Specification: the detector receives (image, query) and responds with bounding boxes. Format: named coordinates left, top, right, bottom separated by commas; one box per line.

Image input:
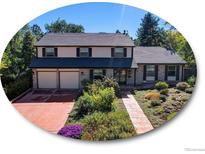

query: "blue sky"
left=29, top=2, right=168, bottom=38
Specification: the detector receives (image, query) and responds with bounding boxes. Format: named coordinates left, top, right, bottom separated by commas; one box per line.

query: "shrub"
left=97, top=87, right=116, bottom=112
left=185, top=87, right=194, bottom=94
left=81, top=77, right=120, bottom=97
left=160, top=94, right=167, bottom=102
left=80, top=112, right=136, bottom=141
left=57, top=124, right=83, bottom=139
left=103, top=77, right=120, bottom=96
left=4, top=71, right=32, bottom=100
left=176, top=82, right=189, bottom=91
left=166, top=112, right=177, bottom=121
left=145, top=92, right=160, bottom=100
left=87, top=80, right=104, bottom=95
left=81, top=79, right=92, bottom=92
left=155, top=81, right=169, bottom=90
left=187, top=75, right=196, bottom=87
left=151, top=100, right=161, bottom=107
left=153, top=107, right=164, bottom=115
left=70, top=88, right=116, bottom=120
left=160, top=89, right=169, bottom=96
left=69, top=92, right=95, bottom=120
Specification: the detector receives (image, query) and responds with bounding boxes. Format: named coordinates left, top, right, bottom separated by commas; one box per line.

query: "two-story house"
left=29, top=33, right=186, bottom=89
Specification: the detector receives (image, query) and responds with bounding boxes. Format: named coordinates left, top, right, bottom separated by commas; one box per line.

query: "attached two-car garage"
left=37, top=70, right=79, bottom=89
left=59, top=71, right=79, bottom=89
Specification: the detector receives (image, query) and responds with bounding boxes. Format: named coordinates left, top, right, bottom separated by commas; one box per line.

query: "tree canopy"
left=0, top=24, right=41, bottom=84
left=45, top=19, right=84, bottom=33
left=136, top=13, right=166, bottom=46
left=165, top=30, right=195, bottom=65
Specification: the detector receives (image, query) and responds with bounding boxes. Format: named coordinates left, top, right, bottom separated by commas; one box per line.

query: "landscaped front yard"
left=58, top=78, right=136, bottom=141
left=134, top=82, right=193, bottom=128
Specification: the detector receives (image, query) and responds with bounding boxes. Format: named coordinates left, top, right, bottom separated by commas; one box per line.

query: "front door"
left=114, top=69, right=127, bottom=85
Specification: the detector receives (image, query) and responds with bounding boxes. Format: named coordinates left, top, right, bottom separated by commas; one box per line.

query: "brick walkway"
left=122, top=91, right=154, bottom=134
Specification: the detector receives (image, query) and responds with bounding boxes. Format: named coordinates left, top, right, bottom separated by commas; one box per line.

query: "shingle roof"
left=29, top=58, right=138, bottom=68
left=133, top=47, right=186, bottom=64
left=35, top=33, right=135, bottom=46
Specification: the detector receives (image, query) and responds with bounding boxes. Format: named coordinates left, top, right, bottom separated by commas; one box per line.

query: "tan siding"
left=37, top=47, right=132, bottom=58
left=37, top=47, right=43, bottom=57
left=92, top=47, right=111, bottom=57
left=158, top=65, right=165, bottom=81
left=126, top=47, right=132, bottom=57
left=136, top=65, right=144, bottom=84
left=32, top=69, right=37, bottom=88
left=127, top=69, right=135, bottom=85
left=79, top=69, right=90, bottom=88
left=58, top=47, right=76, bottom=57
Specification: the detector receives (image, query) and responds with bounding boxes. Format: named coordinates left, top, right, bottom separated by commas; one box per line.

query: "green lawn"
left=134, top=88, right=191, bottom=128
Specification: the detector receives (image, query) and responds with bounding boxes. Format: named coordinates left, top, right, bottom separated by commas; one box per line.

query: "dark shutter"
left=111, top=48, right=114, bottom=57
left=54, top=48, right=58, bottom=57
left=89, top=48, right=92, bottom=57
left=90, top=70, right=93, bottom=80
left=103, top=70, right=106, bottom=76
left=165, top=65, right=168, bottom=80
left=181, top=65, right=184, bottom=81
left=176, top=65, right=180, bottom=81
left=123, top=48, right=127, bottom=57
left=155, top=65, right=158, bottom=80
left=42, top=48, right=46, bottom=57
left=76, top=48, right=80, bottom=57
left=143, top=65, right=147, bottom=81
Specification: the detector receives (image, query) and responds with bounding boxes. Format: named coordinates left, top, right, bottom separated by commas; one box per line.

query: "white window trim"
left=80, top=48, right=89, bottom=57
left=45, top=48, right=55, bottom=57
left=114, top=48, right=124, bottom=57
left=146, top=65, right=155, bottom=81
left=167, top=65, right=177, bottom=81
left=93, top=69, right=104, bottom=80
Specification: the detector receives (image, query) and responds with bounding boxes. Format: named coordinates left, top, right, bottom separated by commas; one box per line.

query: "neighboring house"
left=29, top=33, right=186, bottom=89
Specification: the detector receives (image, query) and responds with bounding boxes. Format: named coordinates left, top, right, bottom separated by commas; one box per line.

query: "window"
left=167, top=65, right=176, bottom=81
left=146, top=65, right=155, bottom=81
left=80, top=48, right=89, bottom=57
left=114, top=69, right=127, bottom=85
left=114, top=48, right=124, bottom=57
left=93, top=69, right=104, bottom=80
left=45, top=48, right=55, bottom=57
left=167, top=65, right=176, bottom=76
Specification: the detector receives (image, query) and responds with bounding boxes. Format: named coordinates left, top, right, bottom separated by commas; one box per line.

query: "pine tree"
left=136, top=13, right=165, bottom=46
left=21, top=31, right=35, bottom=71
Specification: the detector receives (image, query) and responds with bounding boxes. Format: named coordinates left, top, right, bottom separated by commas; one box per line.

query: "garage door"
left=60, top=72, right=79, bottom=89
left=38, top=72, right=57, bottom=88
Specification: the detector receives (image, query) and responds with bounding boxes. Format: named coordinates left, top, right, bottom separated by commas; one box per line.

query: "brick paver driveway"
left=13, top=89, right=79, bottom=133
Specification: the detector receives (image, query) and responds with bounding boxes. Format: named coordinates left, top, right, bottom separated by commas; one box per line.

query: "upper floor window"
left=112, top=48, right=127, bottom=57
left=42, top=47, right=57, bottom=57
left=80, top=48, right=89, bottom=57
left=77, top=47, right=92, bottom=57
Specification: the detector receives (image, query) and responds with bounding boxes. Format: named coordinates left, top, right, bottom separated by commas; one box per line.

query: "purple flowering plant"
left=57, top=124, right=83, bottom=139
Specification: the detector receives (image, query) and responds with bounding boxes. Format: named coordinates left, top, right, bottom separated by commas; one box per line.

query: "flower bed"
left=134, top=87, right=192, bottom=128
